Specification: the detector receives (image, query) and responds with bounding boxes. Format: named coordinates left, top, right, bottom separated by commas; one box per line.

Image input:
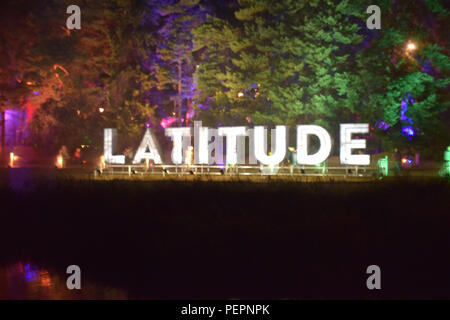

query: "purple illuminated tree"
left=152, top=0, right=208, bottom=127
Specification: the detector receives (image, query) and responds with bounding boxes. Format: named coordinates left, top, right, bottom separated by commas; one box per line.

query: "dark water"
left=1, top=168, right=450, bottom=299
left=0, top=262, right=127, bottom=299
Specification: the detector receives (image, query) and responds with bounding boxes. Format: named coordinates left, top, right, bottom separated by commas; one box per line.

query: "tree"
left=357, top=0, right=450, bottom=158
left=0, top=0, right=80, bottom=158
left=153, top=0, right=208, bottom=126
left=194, top=0, right=450, bottom=158
left=194, top=0, right=367, bottom=139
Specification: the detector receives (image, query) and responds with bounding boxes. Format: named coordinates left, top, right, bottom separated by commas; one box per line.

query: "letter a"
left=366, top=265, right=381, bottom=290
left=66, top=5, right=81, bottom=30
left=133, top=128, right=163, bottom=164
left=366, top=5, right=381, bottom=30
left=66, top=265, right=81, bottom=290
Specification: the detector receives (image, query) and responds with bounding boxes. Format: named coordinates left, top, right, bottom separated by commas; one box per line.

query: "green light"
left=315, top=161, right=327, bottom=174
left=377, top=156, right=389, bottom=177
left=442, top=146, right=450, bottom=177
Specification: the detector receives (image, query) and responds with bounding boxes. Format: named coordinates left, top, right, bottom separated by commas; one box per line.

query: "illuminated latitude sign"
left=104, top=122, right=371, bottom=166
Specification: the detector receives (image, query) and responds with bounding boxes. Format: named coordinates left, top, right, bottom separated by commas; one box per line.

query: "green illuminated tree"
left=357, top=0, right=450, bottom=157
left=194, top=0, right=367, bottom=138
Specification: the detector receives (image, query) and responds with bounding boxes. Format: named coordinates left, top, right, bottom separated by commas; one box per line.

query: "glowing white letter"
left=104, top=128, right=125, bottom=164
left=218, top=127, right=247, bottom=165
left=297, top=125, right=332, bottom=165
left=165, top=128, right=192, bottom=164
left=340, top=124, right=370, bottom=165
left=254, top=126, right=287, bottom=165
left=208, top=129, right=224, bottom=165
left=133, top=128, right=162, bottom=164
left=194, top=121, right=209, bottom=164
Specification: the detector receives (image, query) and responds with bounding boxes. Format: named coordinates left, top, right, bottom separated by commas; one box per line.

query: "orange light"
left=401, top=158, right=407, bottom=164
left=406, top=42, right=417, bottom=52
left=185, top=146, right=194, bottom=166
left=40, top=271, right=52, bottom=287
left=100, top=155, right=106, bottom=170
left=57, top=155, right=64, bottom=168
left=238, top=92, right=244, bottom=98
left=98, top=107, right=105, bottom=113
left=26, top=81, right=33, bottom=85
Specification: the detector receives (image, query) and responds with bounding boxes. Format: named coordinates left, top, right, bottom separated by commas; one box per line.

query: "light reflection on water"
left=0, top=262, right=128, bottom=300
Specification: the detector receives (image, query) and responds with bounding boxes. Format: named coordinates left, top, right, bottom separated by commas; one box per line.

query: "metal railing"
left=94, top=163, right=379, bottom=178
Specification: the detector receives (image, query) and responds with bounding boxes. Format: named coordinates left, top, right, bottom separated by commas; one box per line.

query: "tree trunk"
left=177, top=60, right=182, bottom=126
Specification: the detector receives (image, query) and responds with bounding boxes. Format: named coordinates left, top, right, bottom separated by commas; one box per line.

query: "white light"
left=407, top=42, right=416, bottom=51
left=165, top=127, right=192, bottom=164
left=208, top=129, right=224, bottom=165
left=104, top=128, right=125, bottom=164
left=238, top=92, right=244, bottom=98
left=236, top=134, right=247, bottom=164
left=194, top=121, right=209, bottom=164
left=247, top=129, right=257, bottom=164
left=133, top=128, right=163, bottom=164
left=340, top=124, right=370, bottom=165
left=254, top=126, right=287, bottom=165
left=296, top=125, right=332, bottom=165
left=218, top=126, right=247, bottom=165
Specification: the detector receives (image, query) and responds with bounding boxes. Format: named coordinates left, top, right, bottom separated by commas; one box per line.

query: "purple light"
left=377, top=121, right=390, bottom=130
left=402, top=126, right=415, bottom=137
left=33, top=91, right=39, bottom=96
left=400, top=97, right=414, bottom=124
left=24, top=263, right=39, bottom=282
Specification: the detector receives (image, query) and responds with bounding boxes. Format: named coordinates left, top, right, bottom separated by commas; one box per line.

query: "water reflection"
left=0, top=262, right=128, bottom=299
